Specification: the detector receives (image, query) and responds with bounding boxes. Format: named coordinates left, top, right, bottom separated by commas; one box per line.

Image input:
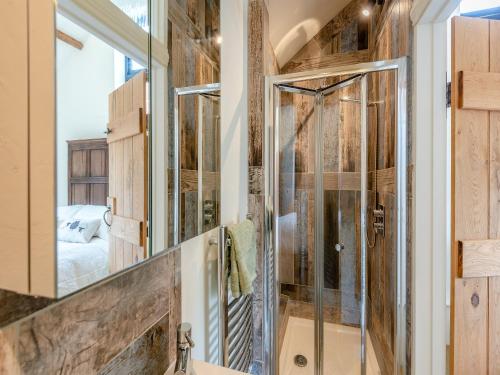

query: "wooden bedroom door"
left=450, top=16, right=500, bottom=374
left=107, top=71, right=148, bottom=273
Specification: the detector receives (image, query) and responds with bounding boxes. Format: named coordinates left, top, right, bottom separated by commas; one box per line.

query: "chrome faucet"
left=174, top=323, right=196, bottom=375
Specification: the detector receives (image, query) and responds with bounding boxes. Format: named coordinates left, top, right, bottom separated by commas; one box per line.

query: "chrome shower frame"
left=263, top=57, right=408, bottom=375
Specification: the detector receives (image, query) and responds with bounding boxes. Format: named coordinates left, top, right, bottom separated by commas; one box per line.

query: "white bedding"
left=57, top=205, right=110, bottom=296
left=57, top=237, right=109, bottom=296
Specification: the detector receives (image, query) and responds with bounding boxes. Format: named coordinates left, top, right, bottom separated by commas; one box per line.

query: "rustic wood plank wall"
left=0, top=248, right=181, bottom=375
left=247, top=0, right=280, bottom=367
left=366, top=1, right=412, bottom=374
left=281, top=0, right=369, bottom=74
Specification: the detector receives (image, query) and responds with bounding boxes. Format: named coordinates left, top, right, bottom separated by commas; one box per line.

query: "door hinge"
left=446, top=82, right=451, bottom=108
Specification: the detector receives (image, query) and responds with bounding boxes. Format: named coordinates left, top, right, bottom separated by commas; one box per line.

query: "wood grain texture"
left=0, top=247, right=180, bottom=374
left=98, top=314, right=171, bottom=375
left=489, top=277, right=500, bottom=374
left=56, top=30, right=83, bottom=50
left=489, top=21, right=500, bottom=373
left=281, top=0, right=365, bottom=72
left=0, top=0, right=30, bottom=294
left=110, top=215, right=143, bottom=247
left=107, top=72, right=148, bottom=272
left=107, top=108, right=145, bottom=143
left=459, top=71, right=500, bottom=111
left=451, top=16, right=494, bottom=375
left=68, top=139, right=109, bottom=206
left=454, top=278, right=488, bottom=375
left=28, top=0, right=57, bottom=297
left=452, top=17, right=490, bottom=242
left=248, top=0, right=265, bottom=167
left=281, top=50, right=370, bottom=74
left=490, top=21, right=500, bottom=239
left=458, top=240, right=500, bottom=278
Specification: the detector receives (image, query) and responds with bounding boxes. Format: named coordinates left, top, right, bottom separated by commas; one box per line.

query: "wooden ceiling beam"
left=56, top=29, right=83, bottom=50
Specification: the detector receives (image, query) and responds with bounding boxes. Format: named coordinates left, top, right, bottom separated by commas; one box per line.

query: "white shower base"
left=280, top=317, right=381, bottom=375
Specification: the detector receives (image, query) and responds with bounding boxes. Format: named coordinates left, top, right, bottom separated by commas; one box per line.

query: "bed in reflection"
left=57, top=138, right=110, bottom=296
left=57, top=205, right=110, bottom=295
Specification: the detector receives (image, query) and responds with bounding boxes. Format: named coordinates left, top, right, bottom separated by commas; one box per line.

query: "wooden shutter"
left=0, top=0, right=56, bottom=297
left=451, top=16, right=500, bottom=374
left=107, top=71, right=148, bottom=273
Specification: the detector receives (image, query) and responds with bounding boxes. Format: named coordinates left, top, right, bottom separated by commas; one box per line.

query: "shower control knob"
left=335, top=243, right=344, bottom=252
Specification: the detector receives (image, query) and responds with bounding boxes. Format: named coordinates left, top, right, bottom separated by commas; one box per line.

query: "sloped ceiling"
left=267, top=0, right=352, bottom=68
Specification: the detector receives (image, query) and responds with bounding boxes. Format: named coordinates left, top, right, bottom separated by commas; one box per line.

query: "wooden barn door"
left=107, top=71, right=148, bottom=273
left=451, top=16, right=500, bottom=374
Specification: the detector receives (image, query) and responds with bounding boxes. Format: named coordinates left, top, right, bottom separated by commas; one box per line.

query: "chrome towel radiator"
left=217, top=225, right=254, bottom=372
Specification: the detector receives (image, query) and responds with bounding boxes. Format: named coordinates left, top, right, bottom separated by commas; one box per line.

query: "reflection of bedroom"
left=55, top=12, right=143, bottom=296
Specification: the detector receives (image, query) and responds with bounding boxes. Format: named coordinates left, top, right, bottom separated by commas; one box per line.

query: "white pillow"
left=72, top=205, right=109, bottom=240
left=57, top=205, right=83, bottom=227
left=58, top=218, right=101, bottom=243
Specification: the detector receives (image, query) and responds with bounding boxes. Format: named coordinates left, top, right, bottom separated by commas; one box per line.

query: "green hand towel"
left=227, top=219, right=257, bottom=298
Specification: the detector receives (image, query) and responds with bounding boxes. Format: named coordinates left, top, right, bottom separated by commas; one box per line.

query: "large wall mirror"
left=53, top=0, right=220, bottom=297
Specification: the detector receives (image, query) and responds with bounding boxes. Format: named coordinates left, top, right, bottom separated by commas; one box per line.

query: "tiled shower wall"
left=0, top=248, right=181, bottom=374
left=368, top=1, right=413, bottom=373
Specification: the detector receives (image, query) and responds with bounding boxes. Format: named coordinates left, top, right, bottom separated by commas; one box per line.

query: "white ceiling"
left=267, top=0, right=351, bottom=68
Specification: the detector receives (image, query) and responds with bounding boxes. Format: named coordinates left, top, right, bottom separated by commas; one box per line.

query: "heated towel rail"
left=217, top=224, right=254, bottom=372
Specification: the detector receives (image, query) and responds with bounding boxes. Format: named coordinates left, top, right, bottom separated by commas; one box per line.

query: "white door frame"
left=410, top=0, right=460, bottom=373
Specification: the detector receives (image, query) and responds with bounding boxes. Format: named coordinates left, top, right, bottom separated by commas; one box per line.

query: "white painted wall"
left=181, top=228, right=220, bottom=363
left=410, top=0, right=460, bottom=373
left=56, top=17, right=116, bottom=206
left=180, top=0, right=249, bottom=365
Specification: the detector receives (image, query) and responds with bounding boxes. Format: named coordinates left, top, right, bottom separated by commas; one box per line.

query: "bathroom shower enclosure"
left=264, top=58, right=408, bottom=375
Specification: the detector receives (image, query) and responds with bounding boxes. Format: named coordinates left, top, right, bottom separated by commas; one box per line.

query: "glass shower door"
left=274, top=74, right=369, bottom=375
left=267, top=59, right=408, bottom=375
left=320, top=77, right=371, bottom=375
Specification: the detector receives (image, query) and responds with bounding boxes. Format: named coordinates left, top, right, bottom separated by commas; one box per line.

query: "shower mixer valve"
left=373, top=205, right=385, bottom=237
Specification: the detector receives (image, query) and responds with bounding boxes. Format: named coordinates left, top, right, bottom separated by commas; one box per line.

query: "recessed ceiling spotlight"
left=216, top=35, right=223, bottom=45
left=362, top=8, right=370, bottom=17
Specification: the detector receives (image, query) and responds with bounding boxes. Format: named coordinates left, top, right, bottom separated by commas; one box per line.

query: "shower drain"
left=294, top=354, right=308, bottom=367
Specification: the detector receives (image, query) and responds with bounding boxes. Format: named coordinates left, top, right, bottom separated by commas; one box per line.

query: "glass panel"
left=322, top=78, right=364, bottom=374
left=277, top=87, right=317, bottom=374
left=272, top=66, right=403, bottom=375
left=365, top=69, right=398, bottom=375
left=110, top=0, right=149, bottom=30
left=177, top=88, right=221, bottom=242
left=200, top=94, right=220, bottom=233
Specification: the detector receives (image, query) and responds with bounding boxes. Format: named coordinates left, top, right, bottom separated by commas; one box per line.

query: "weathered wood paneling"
left=450, top=16, right=500, bottom=375
left=0, top=248, right=181, bottom=375
left=281, top=0, right=367, bottom=74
